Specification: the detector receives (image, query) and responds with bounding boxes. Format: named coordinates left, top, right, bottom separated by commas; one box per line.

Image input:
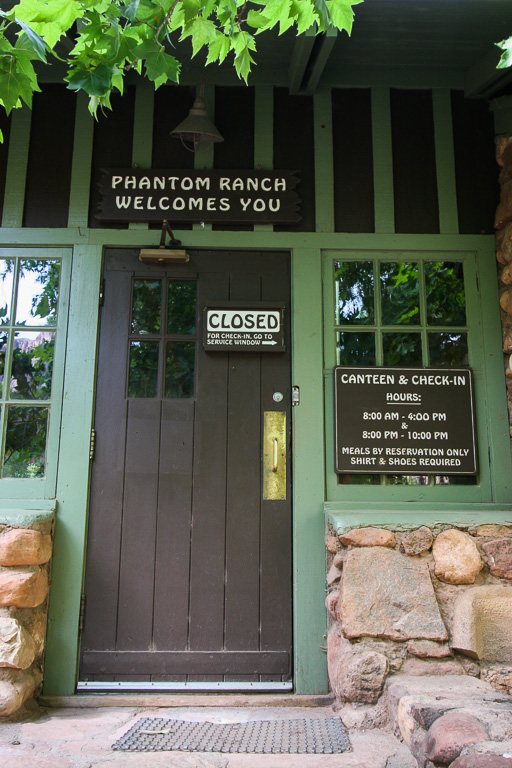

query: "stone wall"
left=326, top=524, right=512, bottom=714
left=0, top=515, right=54, bottom=717
left=495, top=135, right=512, bottom=435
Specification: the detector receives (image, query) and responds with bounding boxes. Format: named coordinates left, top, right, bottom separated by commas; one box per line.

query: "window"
left=128, top=279, right=196, bottom=399
left=0, top=249, right=70, bottom=489
left=323, top=248, right=510, bottom=504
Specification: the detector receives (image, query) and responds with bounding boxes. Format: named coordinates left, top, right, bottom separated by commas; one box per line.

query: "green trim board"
left=1, top=108, right=31, bottom=228
left=291, top=247, right=328, bottom=694
left=327, top=506, right=512, bottom=535
left=67, top=93, right=94, bottom=229
left=43, top=244, right=103, bottom=696
left=432, top=89, right=459, bottom=234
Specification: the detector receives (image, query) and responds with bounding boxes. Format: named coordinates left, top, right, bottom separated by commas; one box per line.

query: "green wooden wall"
left=0, top=80, right=509, bottom=697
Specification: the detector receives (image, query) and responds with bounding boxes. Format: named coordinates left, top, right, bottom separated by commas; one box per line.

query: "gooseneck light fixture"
left=170, top=82, right=224, bottom=152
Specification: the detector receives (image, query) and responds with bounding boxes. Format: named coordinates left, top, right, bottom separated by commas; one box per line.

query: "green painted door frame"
left=42, top=237, right=329, bottom=696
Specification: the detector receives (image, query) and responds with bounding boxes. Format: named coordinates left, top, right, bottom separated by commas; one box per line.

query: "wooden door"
left=79, top=249, right=292, bottom=688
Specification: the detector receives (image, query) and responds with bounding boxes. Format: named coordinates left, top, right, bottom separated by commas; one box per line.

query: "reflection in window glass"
left=131, top=280, right=161, bottom=335
left=168, top=281, right=196, bottom=335
left=383, top=332, right=422, bottom=366
left=387, top=475, right=430, bottom=486
left=3, top=406, right=47, bottom=478
left=425, top=262, right=466, bottom=326
left=335, top=261, right=374, bottom=325
left=336, top=332, right=375, bottom=366
left=380, top=262, right=419, bottom=325
left=0, top=260, right=14, bottom=325
left=0, top=331, right=7, bottom=392
left=16, top=260, right=60, bottom=327
left=128, top=341, right=159, bottom=398
left=428, top=332, right=468, bottom=367
left=338, top=473, right=379, bottom=485
left=165, top=342, right=195, bottom=398
left=11, top=331, right=55, bottom=400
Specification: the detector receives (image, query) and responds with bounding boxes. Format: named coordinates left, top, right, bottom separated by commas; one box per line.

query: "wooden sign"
left=203, top=303, right=285, bottom=352
left=96, top=169, right=301, bottom=223
left=334, top=367, right=477, bottom=475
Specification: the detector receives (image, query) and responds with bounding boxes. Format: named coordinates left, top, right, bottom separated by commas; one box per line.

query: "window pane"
left=11, top=331, right=55, bottom=400
left=0, top=259, right=14, bottom=325
left=128, top=341, right=159, bottom=397
left=425, top=261, right=466, bottom=326
left=336, top=332, right=376, bottom=366
left=3, top=405, right=47, bottom=478
left=335, top=261, right=374, bottom=325
left=131, top=280, right=161, bottom=334
left=165, top=342, right=195, bottom=398
left=380, top=262, right=419, bottom=325
left=428, top=332, right=468, bottom=367
left=16, top=260, right=60, bottom=327
left=383, top=332, right=422, bottom=366
left=168, top=281, right=196, bottom=335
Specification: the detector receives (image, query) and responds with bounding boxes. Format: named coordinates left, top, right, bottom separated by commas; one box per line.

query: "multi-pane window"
left=128, top=279, right=196, bottom=399
left=332, top=257, right=472, bottom=487
left=0, top=256, right=61, bottom=479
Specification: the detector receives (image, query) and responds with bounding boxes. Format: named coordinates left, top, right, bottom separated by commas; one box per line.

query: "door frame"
left=43, top=242, right=329, bottom=697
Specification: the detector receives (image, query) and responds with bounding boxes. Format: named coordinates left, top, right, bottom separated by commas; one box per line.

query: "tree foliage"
left=497, top=37, right=512, bottom=70
left=0, top=0, right=362, bottom=140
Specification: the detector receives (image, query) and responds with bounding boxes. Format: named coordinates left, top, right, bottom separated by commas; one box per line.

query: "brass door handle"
left=273, top=438, right=278, bottom=472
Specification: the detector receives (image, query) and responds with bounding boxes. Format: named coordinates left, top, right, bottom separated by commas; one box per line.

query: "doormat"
left=113, top=716, right=351, bottom=754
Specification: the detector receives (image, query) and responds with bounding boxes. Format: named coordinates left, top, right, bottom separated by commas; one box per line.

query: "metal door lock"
left=273, top=391, right=284, bottom=403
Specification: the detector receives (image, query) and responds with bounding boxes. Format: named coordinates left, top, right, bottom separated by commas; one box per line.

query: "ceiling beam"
left=288, top=28, right=316, bottom=94
left=465, top=47, right=512, bottom=99
left=302, top=27, right=338, bottom=95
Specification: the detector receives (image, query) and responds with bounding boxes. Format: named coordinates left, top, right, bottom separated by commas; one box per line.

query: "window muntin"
left=331, top=256, right=474, bottom=489
left=128, top=279, right=197, bottom=399
left=0, top=256, right=61, bottom=479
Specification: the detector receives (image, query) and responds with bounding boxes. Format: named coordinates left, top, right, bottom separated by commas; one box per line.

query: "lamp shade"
left=170, top=87, right=224, bottom=147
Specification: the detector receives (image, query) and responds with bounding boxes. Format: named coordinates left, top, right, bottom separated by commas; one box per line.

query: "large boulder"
left=433, top=529, right=483, bottom=585
left=339, top=547, right=447, bottom=641
left=424, top=712, right=489, bottom=765
left=0, top=617, right=36, bottom=669
left=452, top=586, right=512, bottom=662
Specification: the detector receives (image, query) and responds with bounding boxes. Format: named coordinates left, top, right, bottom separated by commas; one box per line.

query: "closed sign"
left=203, top=304, right=285, bottom=352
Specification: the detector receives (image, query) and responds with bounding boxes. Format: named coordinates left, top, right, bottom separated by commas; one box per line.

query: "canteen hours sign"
left=334, top=367, right=477, bottom=475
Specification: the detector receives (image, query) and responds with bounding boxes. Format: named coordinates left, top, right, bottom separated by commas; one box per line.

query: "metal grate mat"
left=113, top=716, right=351, bottom=754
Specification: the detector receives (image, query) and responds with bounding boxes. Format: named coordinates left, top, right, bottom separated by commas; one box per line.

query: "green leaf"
left=205, top=31, right=231, bottom=65
left=182, top=0, right=201, bottom=23
left=246, top=9, right=269, bottom=29
left=144, top=48, right=180, bottom=84
left=15, top=0, right=84, bottom=48
left=0, top=66, right=34, bottom=112
left=66, top=62, right=112, bottom=96
left=324, top=0, right=361, bottom=34
left=121, top=0, right=141, bottom=21
left=291, top=0, right=316, bottom=34
left=497, top=38, right=512, bottom=70
left=15, top=19, right=48, bottom=61
left=181, top=16, right=217, bottom=57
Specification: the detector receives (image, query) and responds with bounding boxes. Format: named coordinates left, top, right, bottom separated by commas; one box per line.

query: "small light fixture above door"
left=170, top=83, right=224, bottom=152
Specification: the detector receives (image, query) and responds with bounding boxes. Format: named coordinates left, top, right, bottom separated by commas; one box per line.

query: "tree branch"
left=155, top=0, right=180, bottom=42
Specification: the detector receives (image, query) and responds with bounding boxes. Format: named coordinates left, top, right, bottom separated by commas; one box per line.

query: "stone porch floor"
left=0, top=695, right=415, bottom=768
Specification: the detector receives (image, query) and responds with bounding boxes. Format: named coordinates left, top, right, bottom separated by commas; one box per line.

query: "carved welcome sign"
left=97, top=169, right=301, bottom=223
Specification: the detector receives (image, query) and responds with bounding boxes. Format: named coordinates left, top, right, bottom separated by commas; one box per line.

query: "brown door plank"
left=224, top=263, right=262, bottom=652
left=82, top=650, right=290, bottom=675
left=188, top=258, right=230, bottom=652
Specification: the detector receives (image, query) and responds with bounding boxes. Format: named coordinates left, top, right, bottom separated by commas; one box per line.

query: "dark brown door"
left=79, top=249, right=292, bottom=688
